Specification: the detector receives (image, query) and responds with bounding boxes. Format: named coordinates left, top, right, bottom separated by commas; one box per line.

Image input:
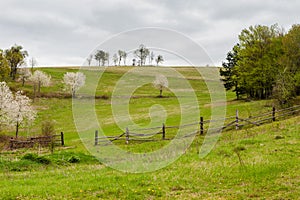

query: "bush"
left=67, top=155, right=80, bottom=163
left=22, top=153, right=38, bottom=161
left=41, top=120, right=56, bottom=136
left=22, top=153, right=51, bottom=165
left=36, top=156, right=51, bottom=165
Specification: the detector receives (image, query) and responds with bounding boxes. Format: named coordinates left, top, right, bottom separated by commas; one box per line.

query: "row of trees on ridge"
left=87, top=44, right=164, bottom=67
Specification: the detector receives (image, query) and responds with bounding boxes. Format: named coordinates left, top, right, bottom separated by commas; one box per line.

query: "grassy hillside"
left=0, top=115, right=299, bottom=199
left=1, top=67, right=299, bottom=199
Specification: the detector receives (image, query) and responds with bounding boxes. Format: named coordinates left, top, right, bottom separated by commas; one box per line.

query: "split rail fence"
left=9, top=132, right=65, bottom=150
left=94, top=105, right=300, bottom=146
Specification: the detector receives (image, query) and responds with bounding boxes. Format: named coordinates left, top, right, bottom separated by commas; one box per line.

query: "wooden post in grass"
left=236, top=109, right=239, bottom=130
left=162, top=123, right=166, bottom=140
left=272, top=106, right=276, bottom=122
left=60, top=132, right=64, bottom=146
left=95, top=130, right=98, bottom=146
left=200, top=117, right=204, bottom=135
left=126, top=127, right=129, bottom=144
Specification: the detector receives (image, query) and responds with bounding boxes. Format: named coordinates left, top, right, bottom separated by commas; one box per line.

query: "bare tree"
left=156, top=55, right=164, bottom=66
left=149, top=51, right=155, bottom=65
left=118, top=50, right=123, bottom=66
left=94, top=50, right=109, bottom=66
left=86, top=54, right=93, bottom=66
left=132, top=58, right=136, bottom=66
left=105, top=52, right=110, bottom=66
left=113, top=54, right=118, bottom=66
left=29, top=57, right=37, bottom=72
left=118, top=50, right=127, bottom=66
left=123, top=51, right=127, bottom=66
left=134, top=44, right=150, bottom=67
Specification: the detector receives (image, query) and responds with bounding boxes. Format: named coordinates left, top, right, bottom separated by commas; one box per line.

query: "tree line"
left=87, top=44, right=164, bottom=67
left=220, top=24, right=300, bottom=106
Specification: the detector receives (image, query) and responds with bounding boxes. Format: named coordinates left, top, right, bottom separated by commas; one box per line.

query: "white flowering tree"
left=153, top=74, right=169, bottom=97
left=0, top=82, right=36, bottom=137
left=63, top=72, right=86, bottom=97
left=18, top=68, right=32, bottom=86
left=29, top=70, right=51, bottom=96
left=0, top=82, right=13, bottom=129
left=10, top=91, right=36, bottom=137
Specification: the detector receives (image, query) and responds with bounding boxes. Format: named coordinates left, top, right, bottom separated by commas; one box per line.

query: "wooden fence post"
left=236, top=109, right=239, bottom=130
left=60, top=132, right=64, bottom=146
left=162, top=123, right=166, bottom=140
left=200, top=117, right=204, bottom=135
left=126, top=127, right=129, bottom=144
left=272, top=107, right=276, bottom=122
left=95, top=130, right=98, bottom=146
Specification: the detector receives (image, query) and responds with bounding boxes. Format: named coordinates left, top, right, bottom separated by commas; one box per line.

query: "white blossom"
left=63, top=72, right=86, bottom=97
left=153, top=74, right=169, bottom=97
left=29, top=70, right=51, bottom=95
left=0, top=82, right=36, bottom=136
left=0, top=82, right=13, bottom=127
left=10, top=91, right=37, bottom=137
left=18, top=68, right=32, bottom=86
left=29, top=70, right=51, bottom=86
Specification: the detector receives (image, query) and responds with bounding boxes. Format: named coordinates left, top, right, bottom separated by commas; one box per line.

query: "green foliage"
left=41, top=120, right=56, bottom=136
left=67, top=155, right=80, bottom=163
left=282, top=24, right=300, bottom=74
left=273, top=71, right=295, bottom=107
left=237, top=24, right=283, bottom=99
left=22, top=153, right=38, bottom=161
left=282, top=24, right=300, bottom=96
left=4, top=44, right=28, bottom=80
left=295, top=72, right=300, bottom=94
left=220, top=44, right=245, bottom=99
left=22, top=153, right=51, bottom=165
left=35, top=156, right=51, bottom=165
left=0, top=116, right=299, bottom=199
left=0, top=66, right=299, bottom=199
left=221, top=23, right=300, bottom=104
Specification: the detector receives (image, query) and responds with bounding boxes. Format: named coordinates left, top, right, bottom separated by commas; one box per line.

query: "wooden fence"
left=9, top=132, right=64, bottom=150
left=94, top=105, right=300, bottom=146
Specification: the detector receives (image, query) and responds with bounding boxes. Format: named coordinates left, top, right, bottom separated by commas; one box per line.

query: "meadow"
left=0, top=67, right=299, bottom=199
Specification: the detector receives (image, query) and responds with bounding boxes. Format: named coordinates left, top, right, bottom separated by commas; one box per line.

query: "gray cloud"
left=0, top=0, right=299, bottom=66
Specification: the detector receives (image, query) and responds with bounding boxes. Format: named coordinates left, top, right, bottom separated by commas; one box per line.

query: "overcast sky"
left=0, top=0, right=299, bottom=66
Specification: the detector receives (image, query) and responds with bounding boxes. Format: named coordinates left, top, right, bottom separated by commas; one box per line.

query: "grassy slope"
left=1, top=67, right=299, bottom=199
left=0, top=116, right=299, bottom=199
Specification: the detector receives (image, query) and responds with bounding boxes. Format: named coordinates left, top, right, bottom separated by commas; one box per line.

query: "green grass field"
left=1, top=67, right=299, bottom=199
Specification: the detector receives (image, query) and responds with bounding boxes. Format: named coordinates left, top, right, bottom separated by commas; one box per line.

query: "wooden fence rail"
left=9, top=132, right=64, bottom=150
left=94, top=105, right=300, bottom=146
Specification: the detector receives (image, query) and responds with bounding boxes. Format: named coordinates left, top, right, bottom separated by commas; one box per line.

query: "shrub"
left=67, top=155, right=80, bottom=163
left=22, top=153, right=38, bottom=161
left=35, top=156, right=51, bottom=165
left=41, top=120, right=56, bottom=137
left=22, top=153, right=51, bottom=165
